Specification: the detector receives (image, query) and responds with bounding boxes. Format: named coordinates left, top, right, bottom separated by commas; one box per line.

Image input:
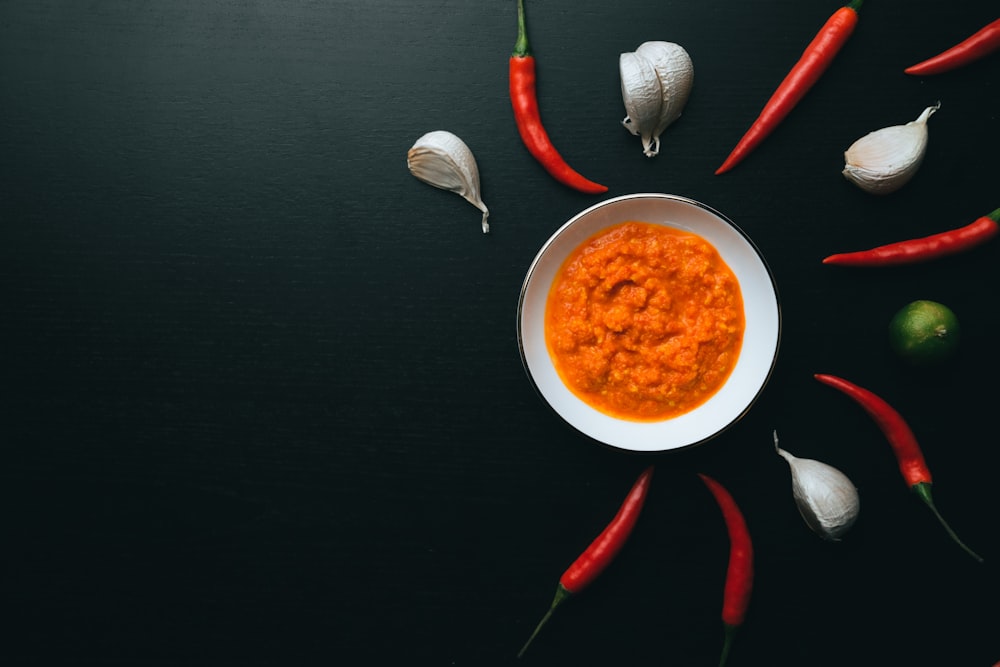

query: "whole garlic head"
left=842, top=103, right=940, bottom=195
left=620, top=41, right=693, bottom=157
left=774, top=431, right=860, bottom=541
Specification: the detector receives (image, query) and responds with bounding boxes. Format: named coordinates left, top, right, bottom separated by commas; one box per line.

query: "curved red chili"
left=716, top=0, right=862, bottom=175
left=509, top=0, right=607, bottom=194
left=822, top=207, right=1000, bottom=266
left=814, top=373, right=984, bottom=562
left=699, top=473, right=753, bottom=667
left=905, top=18, right=1000, bottom=76
left=517, top=466, right=654, bottom=658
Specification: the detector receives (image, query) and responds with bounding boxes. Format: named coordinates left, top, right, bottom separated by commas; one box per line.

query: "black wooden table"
left=2, top=1, right=998, bottom=664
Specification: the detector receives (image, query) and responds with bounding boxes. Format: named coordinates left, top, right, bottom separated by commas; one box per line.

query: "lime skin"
left=888, top=300, right=960, bottom=366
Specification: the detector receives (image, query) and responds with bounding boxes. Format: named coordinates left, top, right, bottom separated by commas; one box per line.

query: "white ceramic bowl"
left=517, top=193, right=781, bottom=452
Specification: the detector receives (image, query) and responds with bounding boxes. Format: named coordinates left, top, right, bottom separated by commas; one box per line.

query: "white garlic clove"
left=842, top=103, right=940, bottom=195
left=634, top=41, right=693, bottom=150
left=620, top=42, right=694, bottom=158
left=620, top=51, right=663, bottom=156
left=407, top=130, right=490, bottom=233
left=774, top=431, right=860, bottom=541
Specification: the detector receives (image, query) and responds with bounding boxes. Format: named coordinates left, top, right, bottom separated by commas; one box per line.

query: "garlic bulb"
left=774, top=431, right=860, bottom=541
left=842, top=103, right=940, bottom=195
left=620, top=41, right=693, bottom=157
left=407, top=130, right=490, bottom=233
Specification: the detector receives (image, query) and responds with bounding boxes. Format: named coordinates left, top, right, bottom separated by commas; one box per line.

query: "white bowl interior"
left=517, top=193, right=780, bottom=452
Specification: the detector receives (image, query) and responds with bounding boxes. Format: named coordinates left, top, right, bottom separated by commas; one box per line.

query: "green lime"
left=888, top=300, right=960, bottom=366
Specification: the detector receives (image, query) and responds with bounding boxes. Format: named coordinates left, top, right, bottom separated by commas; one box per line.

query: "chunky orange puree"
left=545, top=221, right=745, bottom=421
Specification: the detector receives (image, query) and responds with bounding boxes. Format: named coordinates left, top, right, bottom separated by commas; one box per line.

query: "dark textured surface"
left=2, top=1, right=999, bottom=664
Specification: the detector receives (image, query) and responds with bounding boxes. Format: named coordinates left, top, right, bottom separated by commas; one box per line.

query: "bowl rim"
left=516, top=192, right=782, bottom=453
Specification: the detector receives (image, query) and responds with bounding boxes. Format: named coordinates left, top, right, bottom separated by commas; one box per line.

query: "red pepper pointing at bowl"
left=822, top=207, right=1000, bottom=266
left=509, top=0, right=607, bottom=194
left=715, top=0, right=862, bottom=175
left=699, top=474, right=754, bottom=667
left=517, top=466, right=654, bottom=658
left=905, top=18, right=1000, bottom=76
left=814, top=374, right=983, bottom=562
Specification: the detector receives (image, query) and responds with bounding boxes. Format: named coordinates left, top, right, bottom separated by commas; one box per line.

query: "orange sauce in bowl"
left=545, top=221, right=745, bottom=421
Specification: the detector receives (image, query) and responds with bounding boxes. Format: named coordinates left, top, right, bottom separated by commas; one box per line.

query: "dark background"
left=2, top=0, right=998, bottom=665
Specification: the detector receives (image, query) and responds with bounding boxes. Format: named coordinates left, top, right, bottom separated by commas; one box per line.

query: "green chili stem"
left=517, top=584, right=571, bottom=658
left=912, top=482, right=984, bottom=563
left=513, top=0, right=530, bottom=57
left=847, top=0, right=863, bottom=10
left=988, top=207, right=1000, bottom=222
left=718, top=623, right=738, bottom=667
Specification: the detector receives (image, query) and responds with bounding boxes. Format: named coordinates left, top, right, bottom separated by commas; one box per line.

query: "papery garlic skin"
left=620, top=41, right=693, bottom=157
left=842, top=103, right=940, bottom=195
left=407, top=130, right=490, bottom=233
left=774, top=432, right=860, bottom=541
left=636, top=41, right=693, bottom=144
left=620, top=51, right=663, bottom=157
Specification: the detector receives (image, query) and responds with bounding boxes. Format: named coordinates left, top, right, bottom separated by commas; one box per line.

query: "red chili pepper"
left=509, top=0, right=608, bottom=194
left=905, top=18, right=1000, bottom=76
left=814, top=373, right=984, bottom=562
left=822, top=207, right=1000, bottom=267
left=715, top=0, right=862, bottom=175
left=517, top=465, right=654, bottom=658
left=698, top=473, right=753, bottom=667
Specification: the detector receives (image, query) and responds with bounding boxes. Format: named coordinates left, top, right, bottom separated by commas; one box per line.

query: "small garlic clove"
left=407, top=130, right=490, bottom=233
left=634, top=41, right=693, bottom=151
left=842, top=103, right=940, bottom=195
left=619, top=51, right=663, bottom=157
left=774, top=431, right=860, bottom=541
